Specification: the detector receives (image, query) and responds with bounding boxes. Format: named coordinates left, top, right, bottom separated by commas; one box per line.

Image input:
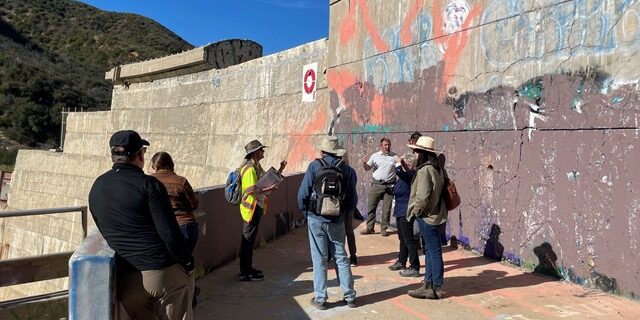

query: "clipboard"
left=255, top=167, right=284, bottom=190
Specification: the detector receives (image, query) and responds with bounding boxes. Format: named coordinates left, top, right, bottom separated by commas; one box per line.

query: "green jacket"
left=407, top=162, right=447, bottom=225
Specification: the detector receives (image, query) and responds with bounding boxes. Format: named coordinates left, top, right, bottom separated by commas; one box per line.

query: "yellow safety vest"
left=239, top=163, right=268, bottom=222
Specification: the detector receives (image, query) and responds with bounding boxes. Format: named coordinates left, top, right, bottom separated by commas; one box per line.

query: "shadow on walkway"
left=194, top=220, right=639, bottom=320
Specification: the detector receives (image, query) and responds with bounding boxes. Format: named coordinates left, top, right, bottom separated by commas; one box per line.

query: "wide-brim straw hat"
left=244, top=139, right=268, bottom=156
left=407, top=136, right=442, bottom=153
left=318, top=136, right=346, bottom=157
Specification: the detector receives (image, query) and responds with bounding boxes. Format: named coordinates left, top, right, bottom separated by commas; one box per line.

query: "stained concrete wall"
left=3, top=0, right=639, bottom=300
left=1, top=39, right=327, bottom=298
left=326, top=0, right=639, bottom=297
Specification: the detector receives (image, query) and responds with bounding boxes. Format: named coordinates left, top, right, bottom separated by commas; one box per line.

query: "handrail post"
left=81, top=207, right=88, bottom=239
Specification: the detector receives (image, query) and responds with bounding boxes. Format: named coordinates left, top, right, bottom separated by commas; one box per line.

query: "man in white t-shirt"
left=361, top=137, right=397, bottom=237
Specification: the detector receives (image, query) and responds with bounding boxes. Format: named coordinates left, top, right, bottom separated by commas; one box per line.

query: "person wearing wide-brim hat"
left=318, top=137, right=358, bottom=267
left=297, top=135, right=358, bottom=309
left=405, top=136, right=448, bottom=300
left=238, top=139, right=287, bottom=281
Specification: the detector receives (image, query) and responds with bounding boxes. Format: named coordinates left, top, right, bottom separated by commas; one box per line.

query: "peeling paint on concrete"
left=565, top=171, right=580, bottom=182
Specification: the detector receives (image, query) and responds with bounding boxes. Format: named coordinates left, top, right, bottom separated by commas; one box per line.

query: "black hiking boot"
left=408, top=281, right=432, bottom=299
left=427, top=285, right=444, bottom=300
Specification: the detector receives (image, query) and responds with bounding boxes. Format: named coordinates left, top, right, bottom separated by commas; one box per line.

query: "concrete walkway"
left=194, top=221, right=639, bottom=320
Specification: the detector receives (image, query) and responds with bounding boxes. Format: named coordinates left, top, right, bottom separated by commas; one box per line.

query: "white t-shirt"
left=367, top=151, right=397, bottom=183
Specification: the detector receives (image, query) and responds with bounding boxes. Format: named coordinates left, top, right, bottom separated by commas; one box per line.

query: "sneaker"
left=343, top=298, right=357, bottom=308
left=239, top=273, right=264, bottom=281
left=399, top=268, right=420, bottom=277
left=388, top=260, right=406, bottom=271
left=380, top=229, right=389, bottom=237
left=350, top=256, right=358, bottom=267
left=251, top=268, right=264, bottom=276
left=310, top=297, right=327, bottom=310
left=360, top=229, right=375, bottom=235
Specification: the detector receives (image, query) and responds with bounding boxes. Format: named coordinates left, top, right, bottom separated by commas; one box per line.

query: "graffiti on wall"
left=481, top=0, right=640, bottom=67
left=328, top=0, right=640, bottom=296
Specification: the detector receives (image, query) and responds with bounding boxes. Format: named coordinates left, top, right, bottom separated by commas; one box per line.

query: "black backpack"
left=312, top=158, right=346, bottom=216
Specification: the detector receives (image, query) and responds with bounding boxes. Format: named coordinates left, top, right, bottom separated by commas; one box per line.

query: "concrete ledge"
left=68, top=230, right=115, bottom=320
left=105, top=39, right=263, bottom=84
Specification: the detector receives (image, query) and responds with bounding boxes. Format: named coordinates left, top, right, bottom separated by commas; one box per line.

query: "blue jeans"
left=307, top=218, right=356, bottom=303
left=180, top=222, right=199, bottom=256
left=417, top=219, right=444, bottom=286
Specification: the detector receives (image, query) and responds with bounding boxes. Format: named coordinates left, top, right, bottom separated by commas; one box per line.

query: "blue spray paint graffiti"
left=611, top=96, right=624, bottom=103
left=481, top=0, right=640, bottom=68
left=363, top=12, right=439, bottom=92
left=350, top=124, right=395, bottom=144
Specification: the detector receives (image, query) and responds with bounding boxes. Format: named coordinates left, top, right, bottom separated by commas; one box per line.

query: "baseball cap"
left=109, top=130, right=150, bottom=155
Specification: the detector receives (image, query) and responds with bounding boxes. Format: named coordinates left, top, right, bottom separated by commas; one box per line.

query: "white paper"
left=255, top=167, right=284, bottom=190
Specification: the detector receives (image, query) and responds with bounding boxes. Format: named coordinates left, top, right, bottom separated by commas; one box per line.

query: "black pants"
left=344, top=210, right=357, bottom=258
left=240, top=206, right=263, bottom=275
left=397, top=216, right=420, bottom=270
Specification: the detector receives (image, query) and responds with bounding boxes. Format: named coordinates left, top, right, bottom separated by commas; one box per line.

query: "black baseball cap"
left=109, top=130, right=150, bottom=155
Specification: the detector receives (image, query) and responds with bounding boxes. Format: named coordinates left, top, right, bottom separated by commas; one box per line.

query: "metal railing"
left=0, top=206, right=88, bottom=239
left=0, top=206, right=88, bottom=318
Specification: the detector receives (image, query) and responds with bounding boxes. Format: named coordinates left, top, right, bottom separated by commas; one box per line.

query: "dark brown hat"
left=244, top=140, right=267, bottom=157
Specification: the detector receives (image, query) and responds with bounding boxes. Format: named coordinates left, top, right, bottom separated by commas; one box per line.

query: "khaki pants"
left=365, top=183, right=394, bottom=231
left=119, top=263, right=194, bottom=320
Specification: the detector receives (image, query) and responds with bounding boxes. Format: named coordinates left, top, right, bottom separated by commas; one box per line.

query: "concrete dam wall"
left=1, top=39, right=327, bottom=298
left=326, top=0, right=639, bottom=297
left=3, top=0, right=639, bottom=299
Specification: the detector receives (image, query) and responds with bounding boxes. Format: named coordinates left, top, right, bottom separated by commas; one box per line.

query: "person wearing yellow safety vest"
left=238, top=139, right=287, bottom=281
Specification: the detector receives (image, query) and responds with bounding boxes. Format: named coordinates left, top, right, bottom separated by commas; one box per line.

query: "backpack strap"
left=335, top=159, right=344, bottom=168
left=239, top=164, right=252, bottom=178
left=317, top=158, right=328, bottom=167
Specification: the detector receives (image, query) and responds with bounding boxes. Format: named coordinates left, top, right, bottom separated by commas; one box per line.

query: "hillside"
left=0, top=0, right=193, bottom=148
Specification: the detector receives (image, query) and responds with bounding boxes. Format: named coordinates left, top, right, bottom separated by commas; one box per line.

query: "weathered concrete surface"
left=192, top=174, right=304, bottom=272
left=194, top=223, right=640, bottom=319
left=325, top=0, right=640, bottom=298
left=105, top=39, right=263, bottom=84
left=68, top=230, right=115, bottom=320
left=2, top=39, right=326, bottom=264
left=4, top=0, right=639, bottom=301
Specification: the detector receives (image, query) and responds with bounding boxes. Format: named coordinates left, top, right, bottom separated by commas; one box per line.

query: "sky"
left=78, top=0, right=329, bottom=55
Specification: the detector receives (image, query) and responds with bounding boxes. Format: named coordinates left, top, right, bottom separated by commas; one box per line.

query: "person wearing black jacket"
left=89, top=130, right=194, bottom=320
left=388, top=155, right=421, bottom=277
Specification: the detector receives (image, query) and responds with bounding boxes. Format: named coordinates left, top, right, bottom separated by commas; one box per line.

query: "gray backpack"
left=312, top=158, right=345, bottom=216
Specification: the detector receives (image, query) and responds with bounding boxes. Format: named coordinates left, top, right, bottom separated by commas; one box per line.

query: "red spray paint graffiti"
left=339, top=0, right=389, bottom=53
left=400, top=0, right=425, bottom=46
left=286, top=108, right=329, bottom=166
left=433, top=1, right=482, bottom=100
left=338, top=0, right=483, bottom=105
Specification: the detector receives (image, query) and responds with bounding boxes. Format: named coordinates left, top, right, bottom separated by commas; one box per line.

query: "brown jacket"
left=152, top=169, right=199, bottom=225
left=407, top=162, right=447, bottom=225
